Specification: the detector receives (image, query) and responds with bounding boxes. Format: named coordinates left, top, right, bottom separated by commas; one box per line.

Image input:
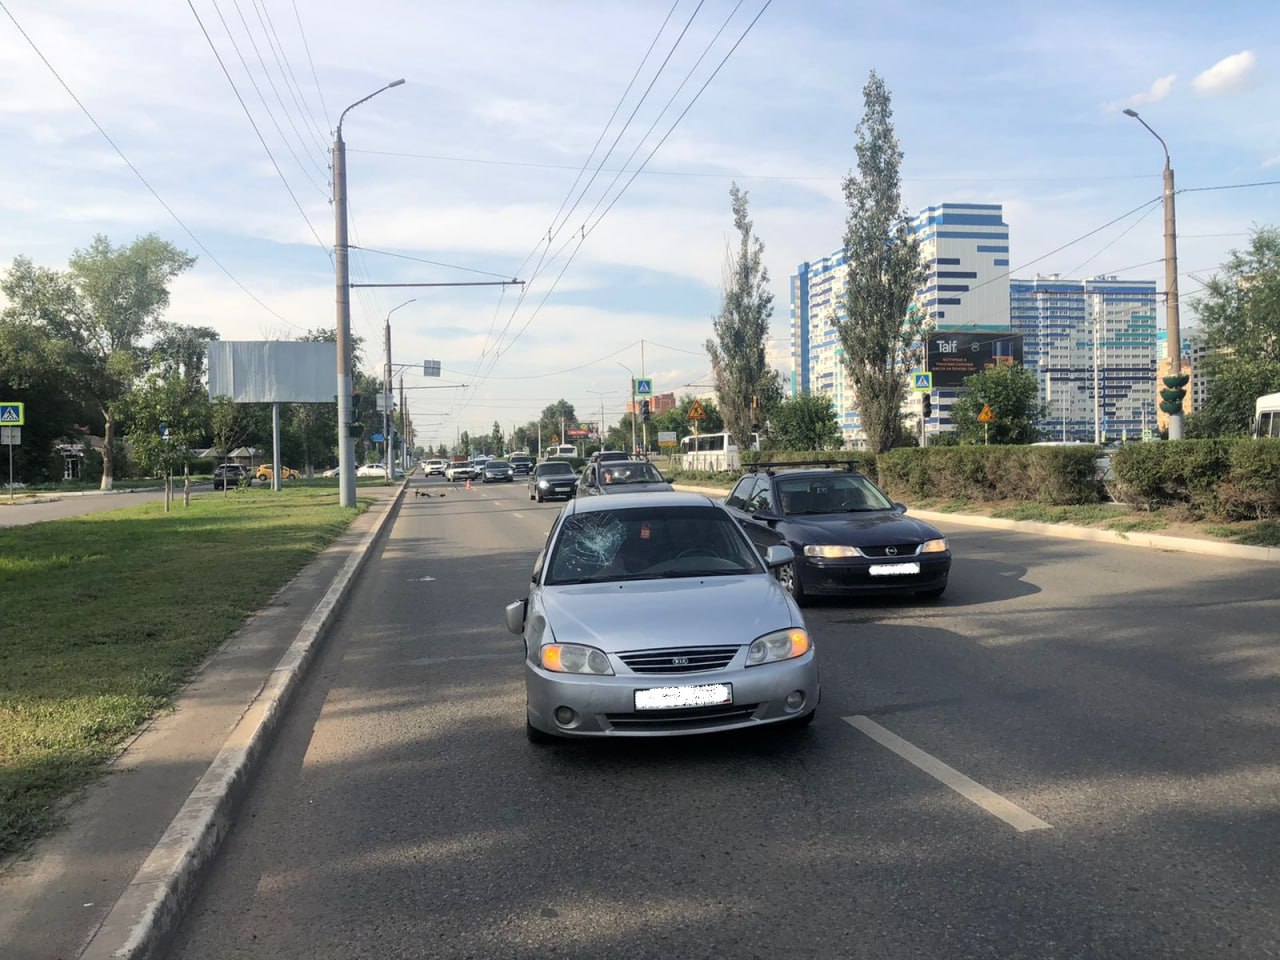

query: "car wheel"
left=526, top=718, right=556, bottom=745
left=916, top=583, right=947, bottom=600
left=777, top=561, right=809, bottom=607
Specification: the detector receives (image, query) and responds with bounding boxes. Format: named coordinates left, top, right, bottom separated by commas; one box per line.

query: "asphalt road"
left=170, top=475, right=1280, bottom=959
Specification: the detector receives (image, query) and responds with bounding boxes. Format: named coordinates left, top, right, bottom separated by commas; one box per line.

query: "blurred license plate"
left=869, top=562, right=921, bottom=576
left=635, top=683, right=732, bottom=710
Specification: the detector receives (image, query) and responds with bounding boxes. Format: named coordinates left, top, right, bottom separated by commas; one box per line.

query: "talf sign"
left=686, top=399, right=707, bottom=420
left=0, top=402, right=24, bottom=425
left=977, top=404, right=996, bottom=423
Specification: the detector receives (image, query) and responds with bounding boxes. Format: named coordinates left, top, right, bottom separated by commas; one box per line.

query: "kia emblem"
left=672, top=656, right=690, bottom=666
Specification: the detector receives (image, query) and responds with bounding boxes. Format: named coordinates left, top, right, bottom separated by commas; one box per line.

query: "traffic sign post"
left=912, top=373, right=932, bottom=392
left=686, top=399, right=706, bottom=420
left=977, top=403, right=995, bottom=445
left=0, top=402, right=24, bottom=425
left=1, top=424, right=18, bottom=500
left=633, top=378, right=653, bottom=397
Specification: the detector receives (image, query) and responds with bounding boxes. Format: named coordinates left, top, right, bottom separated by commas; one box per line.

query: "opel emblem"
left=673, top=656, right=690, bottom=666
left=886, top=545, right=898, bottom=556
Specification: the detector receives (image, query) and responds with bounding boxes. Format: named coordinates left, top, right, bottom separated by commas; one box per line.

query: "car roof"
left=565, top=491, right=719, bottom=515
left=759, top=467, right=868, bottom=480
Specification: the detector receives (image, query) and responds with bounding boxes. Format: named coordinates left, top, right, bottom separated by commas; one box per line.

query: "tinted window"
left=725, top=476, right=756, bottom=510
left=775, top=474, right=893, bottom=514
left=536, top=462, right=574, bottom=476
left=487, top=461, right=511, bottom=468
left=599, top=463, right=664, bottom=485
left=746, top=478, right=775, bottom=513
left=546, top=506, right=764, bottom=584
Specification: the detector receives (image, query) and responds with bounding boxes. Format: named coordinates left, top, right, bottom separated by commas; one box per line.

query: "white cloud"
left=1261, top=155, right=1280, bottom=169
left=1193, top=51, right=1258, bottom=95
left=1105, top=73, right=1176, bottom=112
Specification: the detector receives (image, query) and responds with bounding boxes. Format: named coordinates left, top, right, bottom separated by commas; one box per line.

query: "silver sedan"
left=505, top=492, right=820, bottom=742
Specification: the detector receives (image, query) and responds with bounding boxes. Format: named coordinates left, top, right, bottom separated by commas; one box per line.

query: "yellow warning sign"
left=977, top=404, right=995, bottom=423
left=687, top=399, right=707, bottom=421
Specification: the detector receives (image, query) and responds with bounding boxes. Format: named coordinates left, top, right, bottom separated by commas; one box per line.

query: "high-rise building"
left=1010, top=274, right=1159, bottom=441
left=788, top=251, right=866, bottom=441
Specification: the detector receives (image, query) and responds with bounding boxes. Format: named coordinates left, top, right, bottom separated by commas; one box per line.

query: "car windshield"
left=599, top=463, right=664, bottom=485
left=545, top=505, right=764, bottom=585
left=537, top=463, right=574, bottom=476
left=775, top=475, right=894, bottom=515
left=486, top=461, right=511, bottom=469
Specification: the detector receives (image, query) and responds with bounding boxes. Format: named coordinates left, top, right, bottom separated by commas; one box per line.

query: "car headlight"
left=540, top=643, right=614, bottom=675
left=538, top=479, right=550, bottom=487
left=803, top=544, right=864, bottom=559
left=746, top=628, right=810, bottom=666
left=921, top=538, right=948, bottom=553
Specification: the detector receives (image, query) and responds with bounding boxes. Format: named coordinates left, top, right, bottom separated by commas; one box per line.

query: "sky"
left=2, top=0, right=1278, bottom=450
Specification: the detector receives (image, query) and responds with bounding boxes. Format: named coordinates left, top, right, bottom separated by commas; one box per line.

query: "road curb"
left=77, top=481, right=409, bottom=960
left=671, top=483, right=1280, bottom=563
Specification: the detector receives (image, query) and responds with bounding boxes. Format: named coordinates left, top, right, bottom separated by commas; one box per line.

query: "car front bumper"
left=797, top=553, right=950, bottom=595
left=534, top=482, right=576, bottom=499
left=525, top=653, right=819, bottom=738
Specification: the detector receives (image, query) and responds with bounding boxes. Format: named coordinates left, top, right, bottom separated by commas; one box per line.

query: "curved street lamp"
left=334, top=79, right=406, bottom=506
left=383, top=298, right=415, bottom=481
left=1123, top=108, right=1184, bottom=440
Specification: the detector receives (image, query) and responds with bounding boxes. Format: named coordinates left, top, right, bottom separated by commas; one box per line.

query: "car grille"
left=618, top=646, right=738, bottom=674
left=606, top=704, right=759, bottom=731
left=858, top=542, right=921, bottom=559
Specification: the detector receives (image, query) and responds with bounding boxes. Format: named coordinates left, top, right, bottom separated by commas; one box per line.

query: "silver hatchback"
left=506, top=493, right=819, bottom=742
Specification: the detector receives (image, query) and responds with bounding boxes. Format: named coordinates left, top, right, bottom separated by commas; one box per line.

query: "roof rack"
left=747, top=459, right=862, bottom=475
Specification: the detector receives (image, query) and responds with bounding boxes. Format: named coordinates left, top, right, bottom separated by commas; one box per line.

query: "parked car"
left=482, top=459, right=515, bottom=483
left=509, top=455, right=534, bottom=476
left=505, top=492, right=818, bottom=742
left=255, top=464, right=300, bottom=482
left=445, top=460, right=479, bottom=482
left=212, top=463, right=250, bottom=490
left=722, top=462, right=951, bottom=604
left=356, top=462, right=400, bottom=478
left=577, top=460, right=673, bottom=497
left=423, top=459, right=448, bottom=476
left=529, top=460, right=578, bottom=502
left=321, top=466, right=340, bottom=478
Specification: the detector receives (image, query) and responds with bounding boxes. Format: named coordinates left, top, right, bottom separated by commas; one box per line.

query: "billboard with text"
left=925, top=331, right=1023, bottom=388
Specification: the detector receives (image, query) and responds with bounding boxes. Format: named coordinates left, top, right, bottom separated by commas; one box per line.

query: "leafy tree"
left=457, top=430, right=471, bottom=456
left=490, top=421, right=504, bottom=454
left=0, top=234, right=196, bottom=488
left=836, top=72, right=928, bottom=453
left=706, top=184, right=781, bottom=450
left=648, top=395, right=724, bottom=447
left=1189, top=227, right=1280, bottom=435
left=949, top=364, right=1047, bottom=444
left=124, top=372, right=208, bottom=509
left=539, top=400, right=577, bottom=441
left=769, top=393, right=843, bottom=450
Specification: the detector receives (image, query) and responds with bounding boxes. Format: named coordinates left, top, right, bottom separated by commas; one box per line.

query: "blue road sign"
left=912, top=372, right=933, bottom=391
left=634, top=378, right=653, bottom=396
left=372, top=433, right=386, bottom=443
left=0, top=402, right=24, bottom=425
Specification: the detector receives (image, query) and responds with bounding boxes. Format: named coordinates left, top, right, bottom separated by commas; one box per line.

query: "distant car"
left=212, top=463, right=250, bottom=490
left=577, top=460, right=673, bottom=497
left=509, top=455, right=534, bottom=476
left=255, top=464, right=300, bottom=482
left=723, top=463, right=952, bottom=604
left=529, top=460, right=578, bottom=502
left=424, top=459, right=448, bottom=476
left=482, top=460, right=515, bottom=483
left=445, top=460, right=478, bottom=482
left=356, top=463, right=392, bottom=478
left=321, top=466, right=340, bottom=478
left=590, top=450, right=630, bottom=464
left=505, top=492, right=818, bottom=742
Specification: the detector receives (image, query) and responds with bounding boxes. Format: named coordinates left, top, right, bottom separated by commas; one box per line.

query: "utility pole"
left=334, top=79, right=405, bottom=508
left=641, top=339, right=647, bottom=455
left=399, top=376, right=407, bottom=472
left=383, top=318, right=392, bottom=482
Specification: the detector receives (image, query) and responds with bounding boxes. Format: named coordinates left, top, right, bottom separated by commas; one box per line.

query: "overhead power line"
left=290, top=0, right=331, bottom=130
left=247, top=0, right=329, bottom=155
left=348, top=246, right=517, bottom=280
left=0, top=0, right=303, bottom=330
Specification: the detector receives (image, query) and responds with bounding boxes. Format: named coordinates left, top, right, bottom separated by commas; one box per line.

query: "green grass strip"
left=0, top=486, right=368, bottom=855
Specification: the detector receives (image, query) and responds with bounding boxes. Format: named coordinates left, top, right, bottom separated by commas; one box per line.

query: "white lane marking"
left=843, top=715, right=1052, bottom=833
left=408, top=576, right=436, bottom=582
left=511, top=512, right=524, bottom=519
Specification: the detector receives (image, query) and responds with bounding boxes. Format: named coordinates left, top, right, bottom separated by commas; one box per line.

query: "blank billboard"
left=925, top=331, right=1023, bottom=388
left=207, top=341, right=338, bottom=403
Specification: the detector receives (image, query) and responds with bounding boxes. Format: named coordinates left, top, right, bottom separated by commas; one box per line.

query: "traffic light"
left=922, top=394, right=932, bottom=418
left=348, top=391, right=364, bottom=438
left=641, top=399, right=651, bottom=423
left=1160, top=374, right=1189, bottom=415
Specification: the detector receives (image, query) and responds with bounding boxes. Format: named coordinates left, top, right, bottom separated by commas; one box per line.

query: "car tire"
left=916, top=583, right=947, bottom=600
left=526, top=718, right=556, bottom=745
left=535, top=491, right=543, bottom=503
left=778, top=561, right=809, bottom=607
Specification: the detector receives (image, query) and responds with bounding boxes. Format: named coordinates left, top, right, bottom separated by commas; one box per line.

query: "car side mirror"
left=505, top=599, right=527, bottom=635
left=894, top=503, right=907, bottom=513
left=764, top=545, right=794, bottom=568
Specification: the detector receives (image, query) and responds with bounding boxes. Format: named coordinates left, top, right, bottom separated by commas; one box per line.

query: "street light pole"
left=617, top=362, right=636, bottom=455
left=384, top=298, right=415, bottom=483
left=334, top=78, right=405, bottom=507
left=1123, top=108, right=1183, bottom=440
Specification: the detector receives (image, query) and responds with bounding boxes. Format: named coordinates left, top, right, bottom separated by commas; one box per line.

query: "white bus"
left=1252, top=392, right=1280, bottom=438
left=544, top=443, right=578, bottom=460
left=678, top=432, right=759, bottom=472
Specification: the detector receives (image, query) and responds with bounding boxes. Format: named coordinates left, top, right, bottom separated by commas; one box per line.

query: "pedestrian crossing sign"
left=912, top=373, right=932, bottom=392
left=634, top=378, right=653, bottom=396
left=0, top=402, right=23, bottom=425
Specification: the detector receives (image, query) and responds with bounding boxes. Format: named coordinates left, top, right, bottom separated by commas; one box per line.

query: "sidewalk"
left=0, top=483, right=406, bottom=960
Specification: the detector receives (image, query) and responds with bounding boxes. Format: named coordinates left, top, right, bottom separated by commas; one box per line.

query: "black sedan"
left=723, top=464, right=951, bottom=604
left=482, top=459, right=515, bottom=483
left=528, top=461, right=578, bottom=502
left=576, top=460, right=673, bottom=496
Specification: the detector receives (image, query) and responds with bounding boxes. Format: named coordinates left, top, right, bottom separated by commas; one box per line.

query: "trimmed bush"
left=876, top=445, right=1102, bottom=505
left=1111, top=439, right=1232, bottom=514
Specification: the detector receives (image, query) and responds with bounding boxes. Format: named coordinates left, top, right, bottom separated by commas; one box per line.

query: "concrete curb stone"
left=77, top=479, right=409, bottom=960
